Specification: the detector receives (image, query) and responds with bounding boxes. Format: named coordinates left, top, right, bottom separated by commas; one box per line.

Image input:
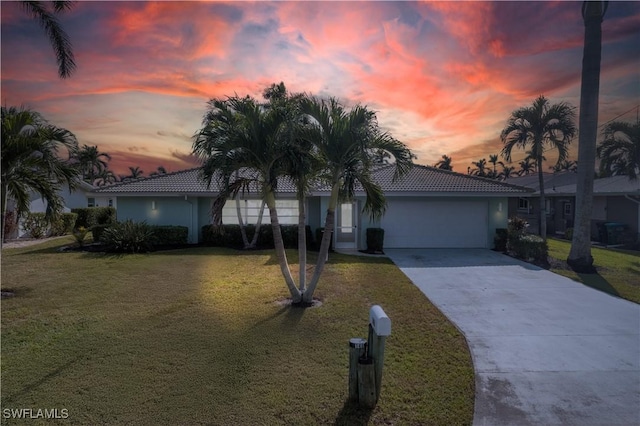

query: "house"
left=505, top=173, right=640, bottom=241
left=91, top=165, right=533, bottom=249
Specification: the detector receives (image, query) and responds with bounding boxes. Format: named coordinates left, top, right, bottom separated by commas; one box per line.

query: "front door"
left=335, top=202, right=357, bottom=250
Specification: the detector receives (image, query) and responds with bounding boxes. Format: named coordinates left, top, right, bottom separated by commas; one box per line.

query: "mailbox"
left=369, top=305, right=391, bottom=336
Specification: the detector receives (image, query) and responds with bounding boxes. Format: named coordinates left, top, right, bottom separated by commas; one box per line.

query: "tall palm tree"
left=19, top=1, right=76, bottom=79
left=126, top=166, right=144, bottom=180
left=74, top=144, right=111, bottom=184
left=469, top=158, right=489, bottom=177
left=501, top=95, right=577, bottom=239
left=94, top=169, right=117, bottom=187
left=299, top=96, right=414, bottom=303
left=488, top=154, right=500, bottom=176
left=550, top=159, right=578, bottom=173
left=193, top=95, right=304, bottom=301
left=597, top=121, right=639, bottom=179
left=1, top=106, right=80, bottom=241
left=434, top=154, right=453, bottom=171
left=568, top=1, right=608, bottom=272
left=517, top=157, right=537, bottom=176
left=499, top=164, right=517, bottom=180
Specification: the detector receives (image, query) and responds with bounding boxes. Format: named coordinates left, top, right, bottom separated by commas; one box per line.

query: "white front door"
left=335, top=202, right=358, bottom=250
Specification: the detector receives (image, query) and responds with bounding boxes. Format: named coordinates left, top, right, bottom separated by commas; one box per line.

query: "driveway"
left=386, top=249, right=640, bottom=426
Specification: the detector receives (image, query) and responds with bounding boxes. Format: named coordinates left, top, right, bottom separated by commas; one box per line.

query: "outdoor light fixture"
left=151, top=201, right=157, bottom=210
left=498, top=202, right=503, bottom=212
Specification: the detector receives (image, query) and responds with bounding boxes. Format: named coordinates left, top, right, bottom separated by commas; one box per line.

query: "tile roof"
left=93, top=165, right=532, bottom=196
left=505, top=173, right=640, bottom=195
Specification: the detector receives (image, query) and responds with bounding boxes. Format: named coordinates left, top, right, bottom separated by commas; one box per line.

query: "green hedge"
left=71, top=207, right=116, bottom=229
left=100, top=220, right=154, bottom=253
left=91, top=224, right=109, bottom=242
left=50, top=213, right=78, bottom=236
left=508, top=234, right=548, bottom=263
left=22, top=213, right=49, bottom=239
left=150, top=226, right=189, bottom=245
left=202, top=224, right=313, bottom=249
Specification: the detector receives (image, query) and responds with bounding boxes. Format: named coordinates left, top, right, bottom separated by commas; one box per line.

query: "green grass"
left=547, top=238, right=640, bottom=304
left=1, top=237, right=474, bottom=425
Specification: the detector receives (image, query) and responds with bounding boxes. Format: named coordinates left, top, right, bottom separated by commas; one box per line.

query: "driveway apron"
left=386, top=249, right=640, bottom=426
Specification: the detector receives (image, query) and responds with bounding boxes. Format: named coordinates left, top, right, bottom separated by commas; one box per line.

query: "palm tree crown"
left=434, top=154, right=453, bottom=171
left=597, top=120, right=639, bottom=180
left=73, top=144, right=111, bottom=184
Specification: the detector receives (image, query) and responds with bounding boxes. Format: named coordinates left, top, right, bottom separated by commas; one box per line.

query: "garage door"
left=380, top=200, right=489, bottom=248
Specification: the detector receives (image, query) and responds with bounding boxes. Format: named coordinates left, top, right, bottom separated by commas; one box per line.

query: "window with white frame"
left=87, top=197, right=96, bottom=207
left=518, top=198, right=530, bottom=212
left=221, top=199, right=298, bottom=225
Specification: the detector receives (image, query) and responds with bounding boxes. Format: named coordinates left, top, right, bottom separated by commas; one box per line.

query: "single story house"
left=504, top=173, right=640, bottom=241
left=92, top=165, right=533, bottom=249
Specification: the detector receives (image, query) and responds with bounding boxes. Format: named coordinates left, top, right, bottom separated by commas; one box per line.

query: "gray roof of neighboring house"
left=93, top=165, right=533, bottom=196
left=504, top=173, right=640, bottom=196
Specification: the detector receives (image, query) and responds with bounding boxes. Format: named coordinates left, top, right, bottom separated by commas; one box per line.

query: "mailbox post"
left=348, top=305, right=391, bottom=408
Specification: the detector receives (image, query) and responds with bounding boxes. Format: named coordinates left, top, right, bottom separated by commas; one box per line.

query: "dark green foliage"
left=508, top=234, right=548, bottom=263
left=91, top=224, right=109, bottom=242
left=150, top=226, right=188, bottom=246
left=564, top=227, right=574, bottom=240
left=202, top=224, right=312, bottom=249
left=366, top=228, right=385, bottom=253
left=100, top=220, right=154, bottom=253
left=22, top=213, right=48, bottom=239
left=50, top=212, right=78, bottom=236
left=507, top=216, right=529, bottom=239
left=493, top=228, right=508, bottom=252
left=71, top=207, right=116, bottom=229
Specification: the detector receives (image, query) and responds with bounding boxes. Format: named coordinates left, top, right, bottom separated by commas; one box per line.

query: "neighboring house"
left=6, top=181, right=116, bottom=239
left=505, top=173, right=640, bottom=241
left=92, top=165, right=532, bottom=249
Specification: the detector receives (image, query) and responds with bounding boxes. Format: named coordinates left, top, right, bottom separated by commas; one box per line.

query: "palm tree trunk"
left=235, top=197, right=250, bottom=249
left=265, top=191, right=301, bottom=302
left=538, top=154, right=547, bottom=240
left=298, top=196, right=307, bottom=293
left=249, top=200, right=266, bottom=248
left=568, top=1, right=605, bottom=272
left=1, top=182, right=8, bottom=244
left=304, top=183, right=339, bottom=303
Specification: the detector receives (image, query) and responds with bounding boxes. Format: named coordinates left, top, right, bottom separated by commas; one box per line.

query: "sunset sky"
left=2, top=1, right=639, bottom=177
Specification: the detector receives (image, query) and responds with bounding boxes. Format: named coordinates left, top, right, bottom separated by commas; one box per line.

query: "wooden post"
left=357, top=356, right=376, bottom=408
left=348, top=338, right=367, bottom=401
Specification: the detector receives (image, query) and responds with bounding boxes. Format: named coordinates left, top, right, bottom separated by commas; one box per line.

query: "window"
left=87, top=197, right=96, bottom=207
left=220, top=199, right=299, bottom=225
left=518, top=198, right=530, bottom=212
left=108, top=198, right=113, bottom=207
left=564, top=202, right=572, bottom=216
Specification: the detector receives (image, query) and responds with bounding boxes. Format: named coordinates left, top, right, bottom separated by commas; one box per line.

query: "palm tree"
left=193, top=94, right=304, bottom=302
left=469, top=158, right=489, bottom=177
left=499, top=164, right=517, bottom=180
left=488, top=154, right=500, bottom=176
left=299, top=96, right=414, bottom=303
left=517, top=157, right=537, bottom=176
left=19, top=1, right=76, bottom=79
left=568, top=1, right=608, bottom=272
left=126, top=166, right=144, bottom=180
left=597, top=121, right=639, bottom=179
left=434, top=155, right=453, bottom=171
left=501, top=95, right=577, bottom=239
left=1, top=106, right=80, bottom=242
left=550, top=159, right=578, bottom=173
left=149, top=166, right=168, bottom=177
left=94, top=169, right=117, bottom=187
left=74, top=144, right=111, bottom=184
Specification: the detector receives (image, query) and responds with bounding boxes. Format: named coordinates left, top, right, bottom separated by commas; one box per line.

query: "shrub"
left=493, top=228, right=508, bottom=252
left=201, top=224, right=312, bottom=249
left=366, top=228, right=385, bottom=253
left=508, top=216, right=529, bottom=239
left=50, top=213, right=78, bottom=236
left=150, top=226, right=188, bottom=246
left=22, top=213, right=49, bottom=239
left=73, top=226, right=89, bottom=246
left=101, top=220, right=154, bottom=253
left=91, top=224, right=109, bottom=242
left=72, top=207, right=116, bottom=229
left=508, top=234, right=548, bottom=263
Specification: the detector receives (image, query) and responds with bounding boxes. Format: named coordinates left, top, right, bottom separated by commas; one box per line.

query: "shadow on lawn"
left=334, top=399, right=373, bottom=425
left=2, top=357, right=80, bottom=405
left=578, top=272, right=621, bottom=298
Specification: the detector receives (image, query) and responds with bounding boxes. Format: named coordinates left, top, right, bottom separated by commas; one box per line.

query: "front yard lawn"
left=547, top=238, right=640, bottom=304
left=1, top=237, right=474, bottom=425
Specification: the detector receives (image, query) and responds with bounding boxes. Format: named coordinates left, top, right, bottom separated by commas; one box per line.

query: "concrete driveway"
left=386, top=249, right=640, bottom=426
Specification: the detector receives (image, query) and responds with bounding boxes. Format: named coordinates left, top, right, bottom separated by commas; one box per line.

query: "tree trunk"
left=265, top=191, right=301, bottom=302
left=298, top=196, right=307, bottom=293
left=1, top=183, right=8, bottom=244
left=235, top=197, right=250, bottom=249
left=249, top=200, right=266, bottom=248
left=538, top=153, right=547, bottom=240
left=568, top=1, right=605, bottom=273
left=304, top=183, right=339, bottom=303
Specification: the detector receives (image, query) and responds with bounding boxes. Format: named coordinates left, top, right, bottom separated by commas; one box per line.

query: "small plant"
left=22, top=213, right=49, bottom=239
left=493, top=228, right=508, bottom=252
left=508, top=234, right=548, bottom=264
left=73, top=226, right=89, bottom=247
left=508, top=216, right=529, bottom=239
left=101, top=220, right=155, bottom=253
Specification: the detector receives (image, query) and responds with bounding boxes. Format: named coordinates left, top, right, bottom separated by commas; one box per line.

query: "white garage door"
left=380, top=200, right=489, bottom=248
